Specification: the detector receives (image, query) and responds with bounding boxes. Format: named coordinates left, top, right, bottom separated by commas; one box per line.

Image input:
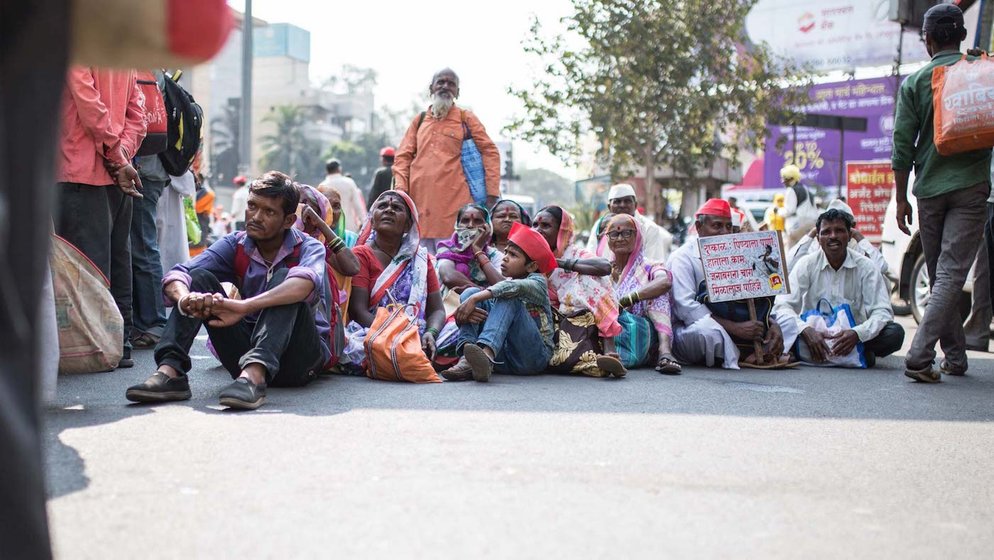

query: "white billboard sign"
left=745, top=0, right=930, bottom=73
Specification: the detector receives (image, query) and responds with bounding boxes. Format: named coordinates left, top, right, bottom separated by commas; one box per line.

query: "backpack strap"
left=460, top=109, right=471, bottom=140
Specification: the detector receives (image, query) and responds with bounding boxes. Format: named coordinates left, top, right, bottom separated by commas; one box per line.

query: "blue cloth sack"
left=460, top=119, right=487, bottom=206
left=798, top=298, right=867, bottom=368
left=616, top=311, right=658, bottom=369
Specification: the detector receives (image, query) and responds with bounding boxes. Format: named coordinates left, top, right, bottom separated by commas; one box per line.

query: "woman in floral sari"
left=341, top=191, right=446, bottom=370
left=434, top=204, right=506, bottom=366
left=604, top=214, right=681, bottom=374
left=533, top=205, right=626, bottom=376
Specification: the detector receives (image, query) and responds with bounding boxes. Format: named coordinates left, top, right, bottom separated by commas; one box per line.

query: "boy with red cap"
left=669, top=199, right=794, bottom=368
left=442, top=222, right=556, bottom=381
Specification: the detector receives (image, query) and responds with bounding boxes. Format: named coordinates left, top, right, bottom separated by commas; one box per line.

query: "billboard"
left=845, top=161, right=894, bottom=244
left=745, top=0, right=929, bottom=73
left=764, top=76, right=897, bottom=189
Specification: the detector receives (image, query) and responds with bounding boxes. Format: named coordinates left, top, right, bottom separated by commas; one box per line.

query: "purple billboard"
left=764, top=76, right=897, bottom=189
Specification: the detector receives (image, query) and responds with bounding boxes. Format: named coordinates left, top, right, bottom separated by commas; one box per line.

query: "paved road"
left=44, top=316, right=994, bottom=559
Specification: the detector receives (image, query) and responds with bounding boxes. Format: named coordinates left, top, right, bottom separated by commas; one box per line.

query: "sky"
left=228, top=0, right=576, bottom=178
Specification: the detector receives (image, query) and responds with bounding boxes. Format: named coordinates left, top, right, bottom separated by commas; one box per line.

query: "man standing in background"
left=367, top=146, right=395, bottom=210
left=56, top=66, right=147, bottom=368
left=318, top=159, right=366, bottom=230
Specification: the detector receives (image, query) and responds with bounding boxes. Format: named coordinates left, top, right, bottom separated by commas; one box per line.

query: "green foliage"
left=516, top=166, right=575, bottom=208
left=258, top=105, right=324, bottom=184
left=506, top=0, right=811, bottom=215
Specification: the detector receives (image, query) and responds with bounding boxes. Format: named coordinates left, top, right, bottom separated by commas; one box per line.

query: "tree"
left=209, top=98, right=240, bottom=187
left=507, top=0, right=810, bottom=220
left=258, top=105, right=324, bottom=184
left=517, top=166, right=574, bottom=208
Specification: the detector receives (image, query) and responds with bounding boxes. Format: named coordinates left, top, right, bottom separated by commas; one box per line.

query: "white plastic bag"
left=798, top=299, right=867, bottom=368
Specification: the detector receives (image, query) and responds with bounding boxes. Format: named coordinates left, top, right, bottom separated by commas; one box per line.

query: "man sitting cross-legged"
left=125, top=171, right=333, bottom=410
left=670, top=198, right=796, bottom=369
left=442, top=222, right=557, bottom=382
left=773, top=208, right=905, bottom=367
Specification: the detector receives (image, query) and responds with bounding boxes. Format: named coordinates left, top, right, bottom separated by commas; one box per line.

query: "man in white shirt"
left=586, top=183, right=672, bottom=262
left=229, top=175, right=248, bottom=231
left=774, top=208, right=905, bottom=367
left=670, top=198, right=794, bottom=368
left=318, top=159, right=366, bottom=231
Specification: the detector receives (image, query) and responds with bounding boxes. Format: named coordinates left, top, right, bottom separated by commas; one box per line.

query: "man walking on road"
left=893, top=3, right=992, bottom=383
left=393, top=68, right=501, bottom=251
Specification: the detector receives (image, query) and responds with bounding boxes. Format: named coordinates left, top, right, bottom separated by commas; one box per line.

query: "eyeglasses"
left=607, top=230, right=635, bottom=240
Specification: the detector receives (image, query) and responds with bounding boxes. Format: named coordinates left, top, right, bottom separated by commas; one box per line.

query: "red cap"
left=233, top=175, right=247, bottom=186
left=380, top=146, right=395, bottom=157
left=508, top=222, right=557, bottom=274
left=695, top=198, right=731, bottom=219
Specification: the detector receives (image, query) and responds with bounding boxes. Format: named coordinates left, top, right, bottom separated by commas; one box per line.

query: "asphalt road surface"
left=44, top=316, right=994, bottom=559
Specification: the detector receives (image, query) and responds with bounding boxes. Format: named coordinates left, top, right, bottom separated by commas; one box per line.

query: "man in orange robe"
left=393, top=68, right=501, bottom=250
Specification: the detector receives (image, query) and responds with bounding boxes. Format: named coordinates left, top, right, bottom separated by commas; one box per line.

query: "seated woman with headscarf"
left=340, top=191, right=446, bottom=370
left=433, top=204, right=506, bottom=366
left=533, top=205, right=626, bottom=377
left=490, top=199, right=532, bottom=254
left=603, top=214, right=682, bottom=374
left=294, top=185, right=360, bottom=365
left=300, top=185, right=360, bottom=324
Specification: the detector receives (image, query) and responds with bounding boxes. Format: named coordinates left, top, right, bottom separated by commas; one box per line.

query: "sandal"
left=440, top=358, right=474, bottom=382
left=595, top=353, right=627, bottom=378
left=655, top=356, right=682, bottom=375
left=131, top=332, right=159, bottom=349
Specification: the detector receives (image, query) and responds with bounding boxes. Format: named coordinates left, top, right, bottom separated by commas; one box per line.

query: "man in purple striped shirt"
left=126, top=171, right=332, bottom=410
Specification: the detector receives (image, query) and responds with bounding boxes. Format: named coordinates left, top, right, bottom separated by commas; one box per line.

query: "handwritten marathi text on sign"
left=699, top=231, right=790, bottom=303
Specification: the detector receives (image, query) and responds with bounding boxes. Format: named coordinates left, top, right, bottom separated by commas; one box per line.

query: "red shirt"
left=58, top=67, right=146, bottom=186
left=352, top=245, right=440, bottom=294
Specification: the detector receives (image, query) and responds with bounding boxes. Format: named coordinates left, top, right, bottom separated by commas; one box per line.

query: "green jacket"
left=891, top=50, right=992, bottom=199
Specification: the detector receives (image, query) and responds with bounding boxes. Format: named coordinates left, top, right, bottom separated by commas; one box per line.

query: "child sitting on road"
left=442, top=223, right=557, bottom=382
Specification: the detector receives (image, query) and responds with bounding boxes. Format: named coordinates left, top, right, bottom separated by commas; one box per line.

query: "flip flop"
left=596, top=353, right=627, bottom=377
left=655, top=356, right=682, bottom=375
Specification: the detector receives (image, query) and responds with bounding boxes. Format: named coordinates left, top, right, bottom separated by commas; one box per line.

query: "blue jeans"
left=130, top=177, right=167, bottom=338
left=457, top=287, right=551, bottom=375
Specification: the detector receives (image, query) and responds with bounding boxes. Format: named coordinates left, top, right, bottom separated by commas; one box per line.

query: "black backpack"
left=158, top=70, right=203, bottom=176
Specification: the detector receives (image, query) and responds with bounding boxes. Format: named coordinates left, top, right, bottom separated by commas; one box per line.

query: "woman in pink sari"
left=604, top=214, right=681, bottom=374
left=533, top=205, right=625, bottom=375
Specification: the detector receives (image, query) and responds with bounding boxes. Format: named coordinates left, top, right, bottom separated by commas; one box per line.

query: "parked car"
left=880, top=184, right=973, bottom=324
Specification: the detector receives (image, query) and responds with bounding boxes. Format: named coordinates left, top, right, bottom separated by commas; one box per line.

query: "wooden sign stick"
left=747, top=298, right=765, bottom=364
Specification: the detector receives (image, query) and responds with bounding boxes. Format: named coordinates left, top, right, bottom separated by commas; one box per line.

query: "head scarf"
left=541, top=205, right=575, bottom=259
left=293, top=184, right=332, bottom=242
left=358, top=191, right=430, bottom=312
left=436, top=203, right=493, bottom=278
left=490, top=199, right=532, bottom=230
left=606, top=214, right=672, bottom=338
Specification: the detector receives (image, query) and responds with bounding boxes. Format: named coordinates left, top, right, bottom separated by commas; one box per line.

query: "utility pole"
left=239, top=0, right=253, bottom=175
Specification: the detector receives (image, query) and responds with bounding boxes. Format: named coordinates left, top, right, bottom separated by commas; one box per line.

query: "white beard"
left=431, top=93, right=454, bottom=119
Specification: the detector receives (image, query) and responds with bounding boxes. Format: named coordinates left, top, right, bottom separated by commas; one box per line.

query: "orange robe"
left=393, top=106, right=500, bottom=239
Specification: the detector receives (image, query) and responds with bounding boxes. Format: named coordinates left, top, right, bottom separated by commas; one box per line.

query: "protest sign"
left=845, top=161, right=893, bottom=244
left=698, top=231, right=790, bottom=304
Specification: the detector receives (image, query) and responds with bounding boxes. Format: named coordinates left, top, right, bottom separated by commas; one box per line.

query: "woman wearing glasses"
left=604, top=214, right=682, bottom=374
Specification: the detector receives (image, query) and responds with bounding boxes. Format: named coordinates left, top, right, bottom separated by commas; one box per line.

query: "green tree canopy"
left=507, top=0, right=810, bottom=219
left=323, top=131, right=393, bottom=191
left=259, top=105, right=324, bottom=184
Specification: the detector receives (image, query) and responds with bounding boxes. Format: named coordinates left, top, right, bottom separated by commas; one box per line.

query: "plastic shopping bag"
left=798, top=298, right=867, bottom=368
left=932, top=53, right=994, bottom=155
